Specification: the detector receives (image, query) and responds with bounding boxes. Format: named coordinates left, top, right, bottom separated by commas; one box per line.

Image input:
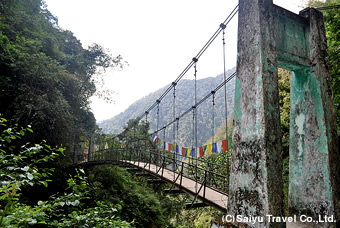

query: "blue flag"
left=190, top=148, right=196, bottom=157
left=212, top=143, right=217, bottom=153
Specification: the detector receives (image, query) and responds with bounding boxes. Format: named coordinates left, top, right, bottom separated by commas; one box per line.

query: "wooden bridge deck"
left=121, top=161, right=313, bottom=227
left=80, top=159, right=326, bottom=227
left=122, top=160, right=228, bottom=212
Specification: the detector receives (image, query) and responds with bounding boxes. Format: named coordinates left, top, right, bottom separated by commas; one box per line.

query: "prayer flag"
left=184, top=148, right=188, bottom=157
left=172, top=144, right=176, bottom=152
left=208, top=144, right=213, bottom=154
left=203, top=145, right=208, bottom=156
left=152, top=134, right=157, bottom=142
left=182, top=147, right=185, bottom=156
left=168, top=143, right=172, bottom=151
left=175, top=144, right=179, bottom=154
left=199, top=146, right=204, bottom=157
left=190, top=148, right=195, bottom=157
left=156, top=137, right=160, bottom=144
left=187, top=148, right=192, bottom=157
left=104, top=142, right=109, bottom=150
left=216, top=141, right=222, bottom=153
left=222, top=139, right=228, bottom=152
left=212, top=143, right=217, bottom=153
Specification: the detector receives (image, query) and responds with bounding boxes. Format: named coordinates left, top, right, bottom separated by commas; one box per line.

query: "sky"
left=44, top=0, right=305, bottom=122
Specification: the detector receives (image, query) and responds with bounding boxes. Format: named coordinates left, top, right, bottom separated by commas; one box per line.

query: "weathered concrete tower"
left=228, top=0, right=339, bottom=227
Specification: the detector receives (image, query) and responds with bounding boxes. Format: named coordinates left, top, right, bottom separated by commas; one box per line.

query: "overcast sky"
left=44, top=0, right=305, bottom=122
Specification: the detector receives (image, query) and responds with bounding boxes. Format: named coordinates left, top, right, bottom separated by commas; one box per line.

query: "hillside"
left=98, top=68, right=236, bottom=147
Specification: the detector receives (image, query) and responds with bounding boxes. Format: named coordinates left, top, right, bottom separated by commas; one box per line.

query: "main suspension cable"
left=138, top=5, right=239, bottom=120
left=152, top=71, right=236, bottom=134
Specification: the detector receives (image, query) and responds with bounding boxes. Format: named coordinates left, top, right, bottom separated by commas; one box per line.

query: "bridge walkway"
left=123, top=160, right=228, bottom=212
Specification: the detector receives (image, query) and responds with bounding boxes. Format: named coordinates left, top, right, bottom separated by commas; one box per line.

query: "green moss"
left=234, top=78, right=243, bottom=123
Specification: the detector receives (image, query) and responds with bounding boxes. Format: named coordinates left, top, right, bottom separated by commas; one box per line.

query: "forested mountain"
left=98, top=68, right=236, bottom=147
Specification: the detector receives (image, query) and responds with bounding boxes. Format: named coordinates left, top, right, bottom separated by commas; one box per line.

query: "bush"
left=90, top=165, right=176, bottom=228
left=0, top=115, right=131, bottom=227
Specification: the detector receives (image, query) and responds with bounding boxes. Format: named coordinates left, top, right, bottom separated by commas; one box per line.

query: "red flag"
left=182, top=147, right=185, bottom=156
left=199, top=146, right=204, bottom=157
left=222, top=139, right=228, bottom=152
left=156, top=137, right=160, bottom=144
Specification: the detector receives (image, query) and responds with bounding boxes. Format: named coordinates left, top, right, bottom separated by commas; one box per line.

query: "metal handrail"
left=88, top=146, right=229, bottom=194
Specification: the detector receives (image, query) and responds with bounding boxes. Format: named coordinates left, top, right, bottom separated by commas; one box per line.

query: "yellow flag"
left=208, top=144, right=213, bottom=155
left=187, top=148, right=191, bottom=157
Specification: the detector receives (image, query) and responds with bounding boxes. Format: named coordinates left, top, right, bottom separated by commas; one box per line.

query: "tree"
left=278, top=68, right=291, bottom=158
left=0, top=115, right=131, bottom=227
left=90, top=165, right=176, bottom=228
left=0, top=0, right=126, bottom=148
left=119, top=118, right=153, bottom=150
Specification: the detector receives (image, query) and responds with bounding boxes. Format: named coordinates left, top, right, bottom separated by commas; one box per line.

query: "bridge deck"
left=81, top=160, right=322, bottom=227
left=123, top=161, right=315, bottom=228
left=123, top=160, right=228, bottom=212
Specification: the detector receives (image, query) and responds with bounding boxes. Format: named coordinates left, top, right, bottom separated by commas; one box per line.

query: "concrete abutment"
left=228, top=0, right=339, bottom=227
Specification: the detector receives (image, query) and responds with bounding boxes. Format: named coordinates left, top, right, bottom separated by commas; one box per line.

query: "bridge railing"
left=89, top=146, right=229, bottom=194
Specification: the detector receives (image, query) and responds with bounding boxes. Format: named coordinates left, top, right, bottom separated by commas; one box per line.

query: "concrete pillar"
left=288, top=8, right=339, bottom=224
left=228, top=0, right=285, bottom=227
left=229, top=0, right=339, bottom=226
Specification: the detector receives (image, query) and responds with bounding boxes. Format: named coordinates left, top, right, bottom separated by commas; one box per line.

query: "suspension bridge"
left=77, top=0, right=339, bottom=227
left=81, top=147, right=229, bottom=212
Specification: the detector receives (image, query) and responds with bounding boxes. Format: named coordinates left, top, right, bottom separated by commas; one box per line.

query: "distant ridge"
left=98, top=68, right=236, bottom=147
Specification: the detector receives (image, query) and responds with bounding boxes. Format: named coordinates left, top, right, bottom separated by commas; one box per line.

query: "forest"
left=98, top=71, right=236, bottom=147
left=0, top=0, right=339, bottom=227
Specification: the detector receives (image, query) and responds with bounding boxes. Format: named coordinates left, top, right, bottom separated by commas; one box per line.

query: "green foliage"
left=94, top=120, right=230, bottom=227
left=42, top=169, right=131, bottom=227
left=278, top=68, right=291, bottom=158
left=0, top=0, right=125, bottom=147
left=323, top=0, right=340, bottom=133
left=119, top=118, right=154, bottom=153
left=0, top=116, right=131, bottom=227
left=177, top=206, right=223, bottom=228
left=198, top=152, right=229, bottom=176
left=90, top=165, right=176, bottom=228
left=197, top=151, right=230, bottom=192
left=124, top=118, right=151, bottom=140
left=282, top=156, right=290, bottom=216
left=0, top=114, right=62, bottom=225
left=0, top=114, right=61, bottom=189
